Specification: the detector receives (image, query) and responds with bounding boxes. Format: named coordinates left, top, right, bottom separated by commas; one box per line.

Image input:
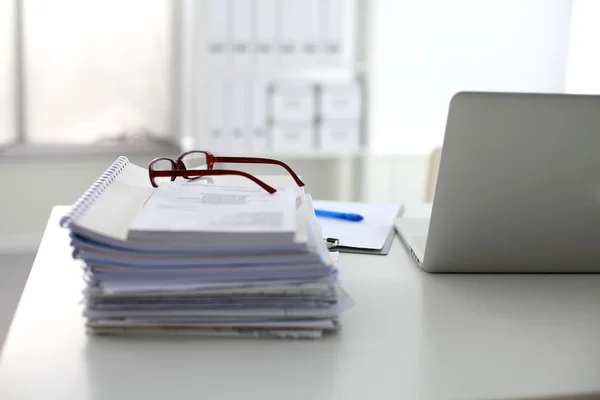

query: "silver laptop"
left=395, top=91, right=600, bottom=273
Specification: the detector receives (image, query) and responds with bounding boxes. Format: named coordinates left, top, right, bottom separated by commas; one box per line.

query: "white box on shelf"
left=318, top=120, right=360, bottom=153
left=319, top=82, right=362, bottom=120
left=270, top=82, right=316, bottom=122
left=271, top=122, right=314, bottom=153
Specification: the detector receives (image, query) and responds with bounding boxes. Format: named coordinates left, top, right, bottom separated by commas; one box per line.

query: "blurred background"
left=0, top=0, right=598, bottom=260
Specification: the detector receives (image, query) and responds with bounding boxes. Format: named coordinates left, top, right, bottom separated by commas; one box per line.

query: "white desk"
left=1, top=205, right=600, bottom=400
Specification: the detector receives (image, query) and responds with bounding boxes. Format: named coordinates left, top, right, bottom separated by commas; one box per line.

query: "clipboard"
left=315, top=201, right=405, bottom=256
left=325, top=227, right=397, bottom=255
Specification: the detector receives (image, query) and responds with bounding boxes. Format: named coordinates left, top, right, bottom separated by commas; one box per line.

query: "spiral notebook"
left=60, top=156, right=157, bottom=250
left=59, top=157, right=321, bottom=256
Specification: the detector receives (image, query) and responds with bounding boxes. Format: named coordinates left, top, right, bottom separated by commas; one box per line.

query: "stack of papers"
left=62, top=160, right=354, bottom=339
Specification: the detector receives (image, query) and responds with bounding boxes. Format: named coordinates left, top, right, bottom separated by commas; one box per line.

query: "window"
left=3, top=0, right=172, bottom=147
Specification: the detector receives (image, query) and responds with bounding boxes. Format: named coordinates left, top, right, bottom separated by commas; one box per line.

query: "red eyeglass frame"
left=148, top=158, right=277, bottom=193
left=175, top=151, right=304, bottom=187
left=148, top=151, right=304, bottom=194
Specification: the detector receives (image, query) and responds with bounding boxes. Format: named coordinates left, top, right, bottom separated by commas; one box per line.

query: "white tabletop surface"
left=2, top=205, right=600, bottom=400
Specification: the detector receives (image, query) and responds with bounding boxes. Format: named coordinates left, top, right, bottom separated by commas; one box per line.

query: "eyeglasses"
left=148, top=150, right=305, bottom=193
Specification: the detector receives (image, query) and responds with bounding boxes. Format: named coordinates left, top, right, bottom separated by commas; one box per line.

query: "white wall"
left=368, top=0, right=574, bottom=155
left=565, top=0, right=600, bottom=93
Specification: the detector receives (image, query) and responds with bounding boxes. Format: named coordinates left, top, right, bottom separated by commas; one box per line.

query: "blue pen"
left=314, top=208, right=364, bottom=222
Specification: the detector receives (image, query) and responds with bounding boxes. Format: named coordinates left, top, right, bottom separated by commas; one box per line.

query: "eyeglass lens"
left=150, top=159, right=175, bottom=186
left=180, top=152, right=209, bottom=170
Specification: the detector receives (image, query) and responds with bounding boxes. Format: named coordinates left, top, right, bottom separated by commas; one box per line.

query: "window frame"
left=2, top=0, right=179, bottom=154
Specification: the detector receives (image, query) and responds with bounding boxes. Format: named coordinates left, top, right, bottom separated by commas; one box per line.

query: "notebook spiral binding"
left=59, top=156, right=130, bottom=228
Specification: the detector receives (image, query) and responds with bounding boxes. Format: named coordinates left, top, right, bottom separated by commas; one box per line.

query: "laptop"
left=395, top=91, right=600, bottom=273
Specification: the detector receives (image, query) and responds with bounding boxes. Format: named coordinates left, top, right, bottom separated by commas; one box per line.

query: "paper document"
left=313, top=200, right=404, bottom=251
left=128, top=182, right=297, bottom=243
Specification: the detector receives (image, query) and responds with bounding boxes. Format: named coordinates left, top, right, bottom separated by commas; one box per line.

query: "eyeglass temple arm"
left=213, top=157, right=305, bottom=187
left=152, top=169, right=277, bottom=194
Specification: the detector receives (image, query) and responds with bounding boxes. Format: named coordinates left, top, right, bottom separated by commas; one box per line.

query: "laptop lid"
left=423, top=92, right=600, bottom=272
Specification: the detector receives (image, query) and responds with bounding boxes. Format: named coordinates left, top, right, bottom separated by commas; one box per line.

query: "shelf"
left=201, top=69, right=362, bottom=83
left=219, top=150, right=367, bottom=161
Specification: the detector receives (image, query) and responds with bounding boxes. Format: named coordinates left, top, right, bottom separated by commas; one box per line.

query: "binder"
left=279, top=0, right=300, bottom=66
left=298, top=0, right=321, bottom=66
left=230, top=0, right=252, bottom=66
left=204, top=80, right=227, bottom=152
left=255, top=0, right=277, bottom=67
left=204, top=0, right=229, bottom=66
left=249, top=80, right=269, bottom=153
left=229, top=80, right=249, bottom=153
left=320, top=0, right=345, bottom=65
